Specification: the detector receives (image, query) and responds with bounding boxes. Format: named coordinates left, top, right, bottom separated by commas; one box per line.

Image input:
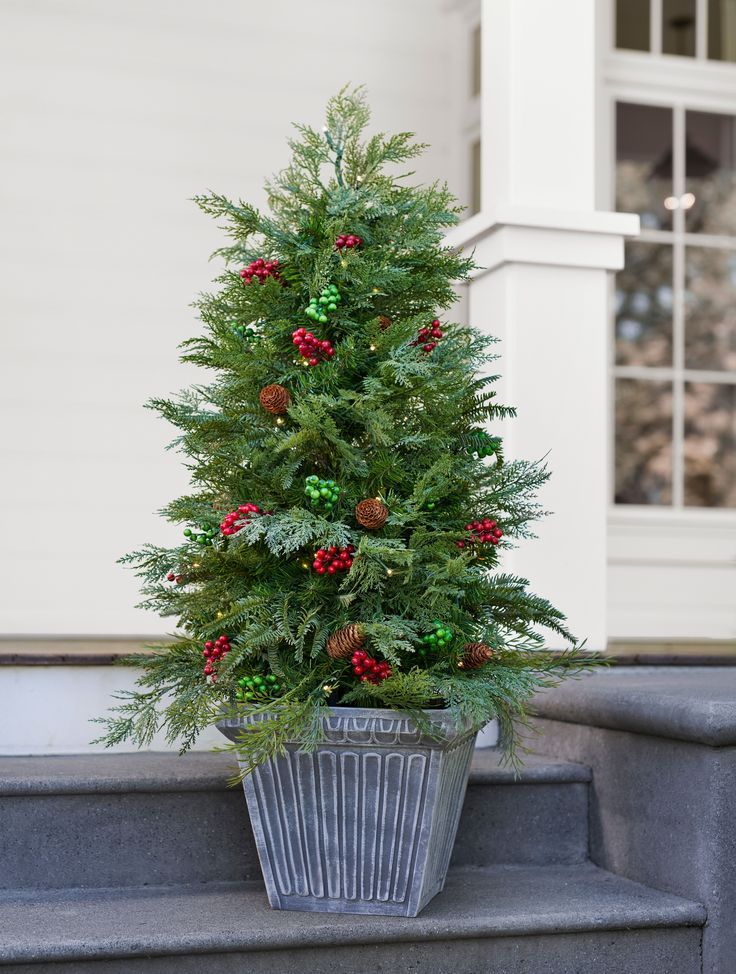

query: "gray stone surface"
left=468, top=749, right=591, bottom=784
left=0, top=751, right=591, bottom=888
left=0, top=927, right=702, bottom=974
left=0, top=790, right=261, bottom=889
left=453, top=778, right=589, bottom=867
left=0, top=752, right=240, bottom=795
left=532, top=666, right=736, bottom=744
left=0, top=865, right=705, bottom=966
left=0, top=749, right=589, bottom=794
left=530, top=714, right=736, bottom=974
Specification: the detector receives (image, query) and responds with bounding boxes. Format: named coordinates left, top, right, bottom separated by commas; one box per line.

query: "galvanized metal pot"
left=217, top=707, right=476, bottom=916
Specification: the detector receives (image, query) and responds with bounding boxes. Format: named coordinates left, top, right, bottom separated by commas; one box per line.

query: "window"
left=616, top=0, right=736, bottom=61
left=614, top=102, right=736, bottom=507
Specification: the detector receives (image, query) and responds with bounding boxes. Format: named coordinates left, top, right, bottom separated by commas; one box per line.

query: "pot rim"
left=218, top=704, right=457, bottom=722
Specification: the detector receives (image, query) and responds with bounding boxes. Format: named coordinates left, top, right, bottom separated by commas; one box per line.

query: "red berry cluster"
left=292, top=328, right=335, bottom=366
left=203, top=634, right=231, bottom=679
left=240, top=258, right=282, bottom=284
left=312, top=545, right=355, bottom=575
left=351, top=649, right=392, bottom=684
left=410, top=318, right=444, bottom=354
left=456, top=518, right=504, bottom=549
left=220, top=503, right=263, bottom=537
left=335, top=233, right=362, bottom=250
left=166, top=572, right=184, bottom=584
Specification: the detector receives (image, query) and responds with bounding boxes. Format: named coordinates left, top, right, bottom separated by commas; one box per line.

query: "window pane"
left=617, top=0, right=651, bottom=51
left=615, top=379, right=673, bottom=504
left=471, top=24, right=481, bottom=97
left=685, top=111, right=736, bottom=235
left=663, top=0, right=696, bottom=56
left=708, top=0, right=736, bottom=62
left=684, top=382, right=736, bottom=506
left=615, top=242, right=673, bottom=366
left=685, top=247, right=736, bottom=370
left=616, top=103, right=674, bottom=231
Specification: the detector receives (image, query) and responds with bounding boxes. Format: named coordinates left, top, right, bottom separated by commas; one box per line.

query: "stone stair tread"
left=0, top=864, right=705, bottom=965
left=532, top=667, right=736, bottom=745
left=0, top=749, right=589, bottom=796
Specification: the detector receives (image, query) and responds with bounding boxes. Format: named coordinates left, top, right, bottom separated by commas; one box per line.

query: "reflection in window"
left=616, top=103, right=674, bottom=231
left=685, top=111, right=736, bottom=236
left=616, top=0, right=651, bottom=51
left=708, top=0, right=736, bottom=62
left=685, top=382, right=736, bottom=506
left=616, top=243, right=674, bottom=367
left=663, top=0, right=696, bottom=56
left=615, top=379, right=674, bottom=504
left=685, top=248, right=736, bottom=371
left=471, top=24, right=481, bottom=97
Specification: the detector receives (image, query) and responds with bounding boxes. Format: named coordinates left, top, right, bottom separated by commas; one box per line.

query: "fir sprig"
left=98, top=86, right=604, bottom=767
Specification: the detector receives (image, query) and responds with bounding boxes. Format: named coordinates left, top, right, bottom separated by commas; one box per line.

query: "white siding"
left=0, top=0, right=455, bottom=633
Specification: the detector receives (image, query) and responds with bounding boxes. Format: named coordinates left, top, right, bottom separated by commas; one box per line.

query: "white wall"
left=0, top=0, right=456, bottom=634
left=608, top=509, right=736, bottom=640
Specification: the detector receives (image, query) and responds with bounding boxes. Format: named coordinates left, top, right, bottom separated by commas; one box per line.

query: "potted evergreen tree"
left=99, top=88, right=598, bottom=917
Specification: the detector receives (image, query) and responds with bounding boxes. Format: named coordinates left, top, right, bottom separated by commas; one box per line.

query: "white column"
left=446, top=0, right=639, bottom=651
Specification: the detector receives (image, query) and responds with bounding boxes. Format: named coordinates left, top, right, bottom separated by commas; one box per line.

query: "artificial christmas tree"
left=99, top=87, right=600, bottom=915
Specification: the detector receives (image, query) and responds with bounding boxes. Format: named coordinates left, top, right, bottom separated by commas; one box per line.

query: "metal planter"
left=217, top=707, right=476, bottom=916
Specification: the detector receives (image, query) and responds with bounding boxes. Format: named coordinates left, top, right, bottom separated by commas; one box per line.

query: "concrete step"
left=529, top=666, right=736, bottom=974
left=0, top=751, right=590, bottom=890
left=0, top=864, right=705, bottom=973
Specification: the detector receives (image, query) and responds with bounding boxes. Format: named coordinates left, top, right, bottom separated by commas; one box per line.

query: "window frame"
left=616, top=0, right=715, bottom=62
left=602, top=2, right=736, bottom=522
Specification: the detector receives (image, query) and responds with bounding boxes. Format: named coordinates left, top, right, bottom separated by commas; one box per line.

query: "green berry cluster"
left=468, top=431, right=503, bottom=460
left=305, top=475, right=340, bottom=511
left=183, top=524, right=217, bottom=545
left=236, top=673, right=281, bottom=701
left=305, top=284, right=341, bottom=323
left=231, top=322, right=262, bottom=344
left=423, top=497, right=437, bottom=511
left=417, top=621, right=454, bottom=657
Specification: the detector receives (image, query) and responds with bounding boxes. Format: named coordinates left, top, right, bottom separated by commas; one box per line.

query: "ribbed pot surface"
left=217, top=707, right=476, bottom=916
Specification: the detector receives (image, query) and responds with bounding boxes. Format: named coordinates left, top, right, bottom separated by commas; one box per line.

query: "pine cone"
left=378, top=315, right=392, bottom=331
left=458, top=642, right=493, bottom=670
left=327, top=623, right=366, bottom=660
left=259, top=384, right=291, bottom=415
left=355, top=498, right=389, bottom=530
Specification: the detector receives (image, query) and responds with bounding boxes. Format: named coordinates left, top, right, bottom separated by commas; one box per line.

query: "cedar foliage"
left=97, top=87, right=601, bottom=766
